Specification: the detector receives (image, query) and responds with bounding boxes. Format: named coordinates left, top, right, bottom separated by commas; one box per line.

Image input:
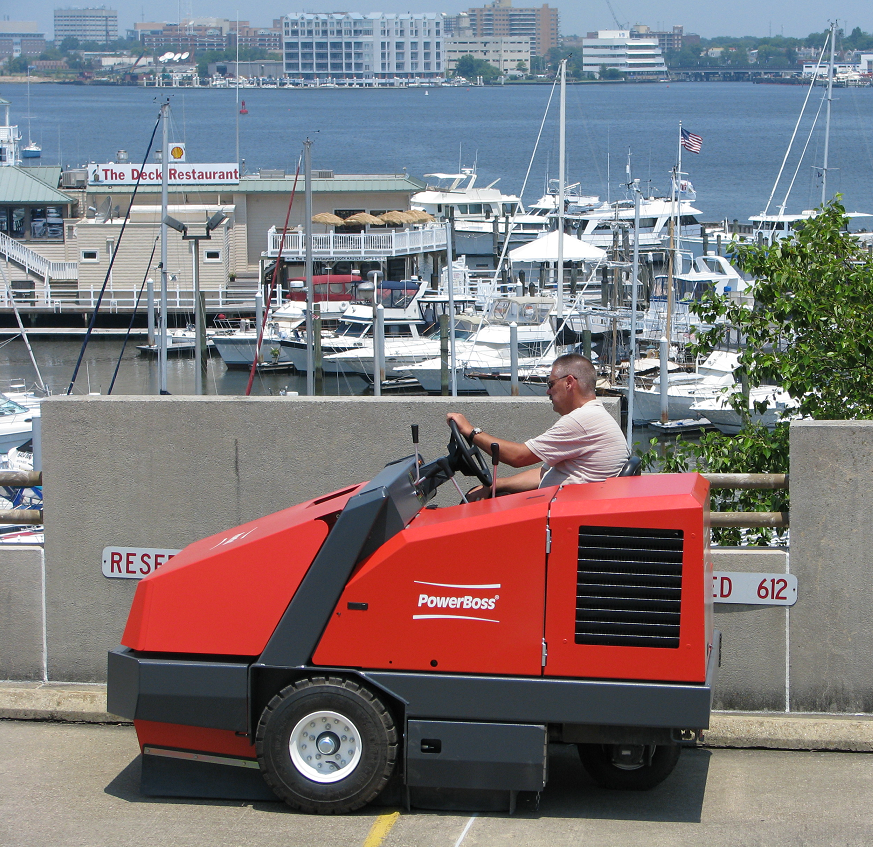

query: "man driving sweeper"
left=446, top=353, right=628, bottom=500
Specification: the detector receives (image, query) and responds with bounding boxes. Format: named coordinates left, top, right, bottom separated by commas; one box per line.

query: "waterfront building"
left=207, top=60, right=284, bottom=80
left=449, top=0, right=559, bottom=58
left=133, top=18, right=282, bottom=54
left=281, top=12, right=445, bottom=82
left=233, top=21, right=283, bottom=53
left=0, top=22, right=46, bottom=60
left=53, top=7, right=118, bottom=44
left=1, top=158, right=448, bottom=315
left=445, top=13, right=531, bottom=75
left=629, top=25, right=694, bottom=54
left=135, top=19, right=232, bottom=52
left=581, top=30, right=668, bottom=79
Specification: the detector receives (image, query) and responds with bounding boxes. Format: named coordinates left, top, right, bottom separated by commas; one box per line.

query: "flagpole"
left=677, top=120, right=683, bottom=182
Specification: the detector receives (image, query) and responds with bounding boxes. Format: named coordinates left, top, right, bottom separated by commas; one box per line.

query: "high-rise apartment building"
left=630, top=25, right=686, bottom=53
left=282, top=13, right=444, bottom=81
left=54, top=7, right=119, bottom=44
left=455, top=0, right=558, bottom=58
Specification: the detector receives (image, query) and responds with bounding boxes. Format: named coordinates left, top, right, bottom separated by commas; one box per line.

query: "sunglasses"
left=547, top=374, right=573, bottom=390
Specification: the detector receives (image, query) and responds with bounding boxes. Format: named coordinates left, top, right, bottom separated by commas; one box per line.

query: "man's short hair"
left=552, top=353, right=596, bottom=395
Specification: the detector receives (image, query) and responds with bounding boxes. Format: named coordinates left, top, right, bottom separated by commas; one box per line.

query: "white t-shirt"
left=524, top=399, right=629, bottom=487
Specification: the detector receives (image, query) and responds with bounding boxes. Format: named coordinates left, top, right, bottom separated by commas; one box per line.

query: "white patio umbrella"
left=508, top=229, right=607, bottom=263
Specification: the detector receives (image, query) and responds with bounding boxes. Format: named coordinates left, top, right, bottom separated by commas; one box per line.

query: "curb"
left=707, top=712, right=873, bottom=753
left=2, top=683, right=873, bottom=752
left=0, top=682, right=124, bottom=724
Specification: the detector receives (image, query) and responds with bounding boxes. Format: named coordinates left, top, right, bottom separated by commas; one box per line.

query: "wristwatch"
left=468, top=427, right=483, bottom=443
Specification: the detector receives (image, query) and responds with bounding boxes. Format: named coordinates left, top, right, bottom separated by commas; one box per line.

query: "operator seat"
left=616, top=455, right=642, bottom=477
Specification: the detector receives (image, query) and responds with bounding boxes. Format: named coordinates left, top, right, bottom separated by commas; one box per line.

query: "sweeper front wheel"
left=256, top=676, right=398, bottom=813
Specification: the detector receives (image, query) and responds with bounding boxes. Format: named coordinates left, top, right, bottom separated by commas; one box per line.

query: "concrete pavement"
left=3, top=681, right=873, bottom=752
left=2, top=720, right=873, bottom=847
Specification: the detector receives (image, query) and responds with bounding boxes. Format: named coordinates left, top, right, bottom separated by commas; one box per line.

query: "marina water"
left=14, top=80, right=873, bottom=222
left=3, top=80, right=873, bottom=404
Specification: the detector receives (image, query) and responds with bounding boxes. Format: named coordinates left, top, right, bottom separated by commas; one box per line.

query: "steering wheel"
left=447, top=419, right=493, bottom=488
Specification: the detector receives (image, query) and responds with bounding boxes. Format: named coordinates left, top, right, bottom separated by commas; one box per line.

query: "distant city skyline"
left=24, top=2, right=869, bottom=41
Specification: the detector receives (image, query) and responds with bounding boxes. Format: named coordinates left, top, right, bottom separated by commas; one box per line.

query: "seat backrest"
left=617, top=455, right=642, bottom=477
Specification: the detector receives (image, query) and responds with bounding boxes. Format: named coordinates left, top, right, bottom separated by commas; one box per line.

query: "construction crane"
left=604, top=0, right=628, bottom=29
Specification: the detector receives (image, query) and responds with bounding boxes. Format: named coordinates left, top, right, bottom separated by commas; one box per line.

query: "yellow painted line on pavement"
left=363, top=810, right=401, bottom=847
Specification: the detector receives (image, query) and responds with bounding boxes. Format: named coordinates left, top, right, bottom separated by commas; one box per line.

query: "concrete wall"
left=10, top=403, right=870, bottom=715
left=0, top=546, right=44, bottom=681
left=789, top=421, right=873, bottom=713
left=39, top=395, right=571, bottom=683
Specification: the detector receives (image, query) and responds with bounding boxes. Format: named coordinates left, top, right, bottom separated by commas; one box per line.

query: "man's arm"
left=445, top=412, right=540, bottom=468
left=466, top=467, right=543, bottom=501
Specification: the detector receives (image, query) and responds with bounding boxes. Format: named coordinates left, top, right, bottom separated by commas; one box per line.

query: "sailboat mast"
left=159, top=101, right=169, bottom=394
left=304, top=138, right=314, bottom=395
left=821, top=22, right=836, bottom=205
left=556, top=58, right=566, bottom=320
left=26, top=66, right=32, bottom=145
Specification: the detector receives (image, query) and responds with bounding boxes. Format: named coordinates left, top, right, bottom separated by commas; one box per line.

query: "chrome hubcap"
left=289, top=710, right=362, bottom=783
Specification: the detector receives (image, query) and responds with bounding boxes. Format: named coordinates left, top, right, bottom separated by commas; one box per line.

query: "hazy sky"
left=28, top=2, right=868, bottom=41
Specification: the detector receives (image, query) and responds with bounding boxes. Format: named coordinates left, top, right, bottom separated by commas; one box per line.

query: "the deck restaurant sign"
left=88, top=163, right=239, bottom=186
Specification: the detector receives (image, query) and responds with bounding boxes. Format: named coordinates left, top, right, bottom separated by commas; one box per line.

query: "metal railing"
left=704, top=473, right=789, bottom=528
left=266, top=225, right=448, bottom=259
left=0, top=231, right=78, bottom=282
left=73, top=284, right=273, bottom=311
left=0, top=470, right=787, bottom=531
left=0, top=470, right=43, bottom=526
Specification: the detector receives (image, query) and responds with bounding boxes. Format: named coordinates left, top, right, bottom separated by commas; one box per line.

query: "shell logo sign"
left=170, top=143, right=186, bottom=161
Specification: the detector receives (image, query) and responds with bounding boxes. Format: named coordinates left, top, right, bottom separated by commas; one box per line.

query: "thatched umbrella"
left=406, top=209, right=435, bottom=223
left=311, top=212, right=345, bottom=226
left=379, top=210, right=416, bottom=225
left=343, top=212, right=385, bottom=226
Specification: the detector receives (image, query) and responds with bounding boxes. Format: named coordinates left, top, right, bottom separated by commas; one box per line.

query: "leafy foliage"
left=641, top=424, right=789, bottom=545
left=692, top=200, right=873, bottom=421
left=641, top=199, right=873, bottom=543
left=453, top=55, right=502, bottom=82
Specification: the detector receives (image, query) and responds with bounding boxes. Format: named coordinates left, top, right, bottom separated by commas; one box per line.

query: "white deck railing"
left=265, top=224, right=448, bottom=259
left=0, top=231, right=78, bottom=282
left=0, top=285, right=284, bottom=312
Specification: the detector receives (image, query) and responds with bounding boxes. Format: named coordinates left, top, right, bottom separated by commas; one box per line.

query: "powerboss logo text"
left=412, top=581, right=502, bottom=622
left=417, top=593, right=498, bottom=610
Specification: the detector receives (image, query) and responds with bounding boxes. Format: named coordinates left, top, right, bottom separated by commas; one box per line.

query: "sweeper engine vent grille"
left=575, top=526, right=684, bottom=649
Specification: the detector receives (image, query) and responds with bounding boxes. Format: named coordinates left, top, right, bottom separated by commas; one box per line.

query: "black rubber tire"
left=577, top=743, right=681, bottom=790
left=256, top=676, right=398, bottom=814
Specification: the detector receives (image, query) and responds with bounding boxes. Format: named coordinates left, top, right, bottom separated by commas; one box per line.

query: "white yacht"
left=277, top=280, right=431, bottom=373
left=410, top=170, right=550, bottom=250
left=0, top=395, right=38, bottom=455
left=566, top=195, right=704, bottom=251
left=627, top=351, right=740, bottom=424
left=398, top=296, right=559, bottom=394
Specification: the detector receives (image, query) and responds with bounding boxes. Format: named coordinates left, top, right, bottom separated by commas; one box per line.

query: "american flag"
left=681, top=127, right=703, bottom=154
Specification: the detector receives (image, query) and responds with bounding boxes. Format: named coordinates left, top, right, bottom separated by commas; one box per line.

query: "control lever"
left=490, top=443, right=500, bottom=500
left=437, top=457, right=468, bottom=503
left=411, top=424, right=421, bottom=483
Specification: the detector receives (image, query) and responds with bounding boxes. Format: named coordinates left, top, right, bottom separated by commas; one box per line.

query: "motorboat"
left=277, top=280, right=432, bottom=373
left=136, top=327, right=218, bottom=357
left=627, top=351, right=740, bottom=424
left=690, top=386, right=796, bottom=434
left=322, top=307, right=480, bottom=381
left=565, top=194, right=704, bottom=251
left=411, top=169, right=525, bottom=228
left=410, top=169, right=549, bottom=255
left=397, top=295, right=559, bottom=394
left=0, top=395, right=38, bottom=455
